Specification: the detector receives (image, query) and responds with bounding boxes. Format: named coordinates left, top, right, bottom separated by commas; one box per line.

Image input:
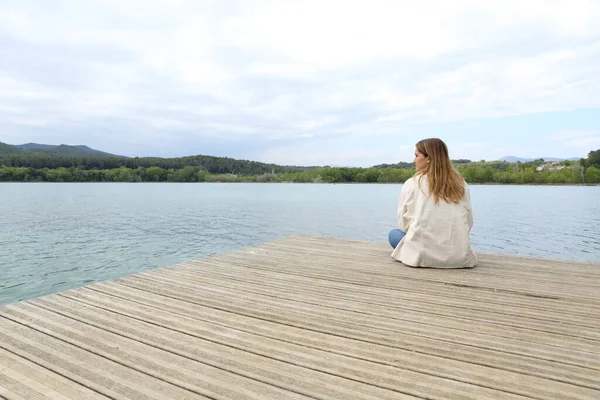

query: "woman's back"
left=391, top=174, right=477, bottom=268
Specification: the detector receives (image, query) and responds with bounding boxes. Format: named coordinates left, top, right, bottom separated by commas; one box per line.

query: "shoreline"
left=1, top=181, right=599, bottom=187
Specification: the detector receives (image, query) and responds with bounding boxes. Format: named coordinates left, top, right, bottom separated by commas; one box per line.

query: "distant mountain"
left=16, top=143, right=56, bottom=151
left=499, top=156, right=580, bottom=163
left=0, top=142, right=25, bottom=155
left=1, top=142, right=125, bottom=158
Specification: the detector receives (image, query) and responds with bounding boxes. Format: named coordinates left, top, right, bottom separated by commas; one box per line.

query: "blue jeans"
left=388, top=229, right=406, bottom=248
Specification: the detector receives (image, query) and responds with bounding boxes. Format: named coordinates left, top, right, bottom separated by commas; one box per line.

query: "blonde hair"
left=415, top=138, right=465, bottom=204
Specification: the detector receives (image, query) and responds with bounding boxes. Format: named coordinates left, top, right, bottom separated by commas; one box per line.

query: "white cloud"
left=1, top=0, right=599, bottom=164
left=226, top=2, right=460, bottom=70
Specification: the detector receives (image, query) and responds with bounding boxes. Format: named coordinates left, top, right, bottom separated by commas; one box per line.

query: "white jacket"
left=391, top=175, right=477, bottom=268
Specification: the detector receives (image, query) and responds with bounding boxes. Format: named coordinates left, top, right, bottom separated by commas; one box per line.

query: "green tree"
left=0, top=167, right=11, bottom=181
left=520, top=168, right=536, bottom=184
left=257, top=172, right=277, bottom=182
left=172, top=166, right=198, bottom=182
left=587, top=149, right=600, bottom=167
left=111, top=167, right=137, bottom=182
left=144, top=166, right=168, bottom=181
left=55, top=167, right=72, bottom=182
left=11, top=167, right=32, bottom=181
left=197, top=170, right=210, bottom=182
left=460, top=164, right=495, bottom=183
left=496, top=171, right=518, bottom=184
left=375, top=168, right=414, bottom=183
left=319, top=168, right=344, bottom=183
left=211, top=174, right=240, bottom=182
left=355, top=168, right=381, bottom=183
left=585, top=166, right=600, bottom=184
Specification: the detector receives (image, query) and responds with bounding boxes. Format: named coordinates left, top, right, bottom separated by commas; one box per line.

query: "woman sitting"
left=389, top=138, right=477, bottom=268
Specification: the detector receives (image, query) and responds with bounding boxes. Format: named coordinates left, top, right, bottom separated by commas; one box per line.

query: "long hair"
left=415, top=138, right=465, bottom=204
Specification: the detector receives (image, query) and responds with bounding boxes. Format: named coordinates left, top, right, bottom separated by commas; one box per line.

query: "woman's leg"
left=388, top=229, right=406, bottom=248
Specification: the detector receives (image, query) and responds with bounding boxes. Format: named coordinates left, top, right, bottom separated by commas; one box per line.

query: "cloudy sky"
left=1, top=0, right=600, bottom=166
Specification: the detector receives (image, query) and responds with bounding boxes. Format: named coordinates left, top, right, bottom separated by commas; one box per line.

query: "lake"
left=1, top=182, right=599, bottom=305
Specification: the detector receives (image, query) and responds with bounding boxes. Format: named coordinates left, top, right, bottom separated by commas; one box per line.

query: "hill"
left=15, top=143, right=56, bottom=151
left=7, top=142, right=126, bottom=158
left=0, top=142, right=318, bottom=175
left=0, top=142, right=25, bottom=155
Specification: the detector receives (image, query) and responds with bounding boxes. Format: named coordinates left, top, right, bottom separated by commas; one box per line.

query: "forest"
left=1, top=149, right=599, bottom=184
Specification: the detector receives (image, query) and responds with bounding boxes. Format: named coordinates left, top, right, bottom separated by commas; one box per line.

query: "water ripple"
left=0, top=182, right=598, bottom=305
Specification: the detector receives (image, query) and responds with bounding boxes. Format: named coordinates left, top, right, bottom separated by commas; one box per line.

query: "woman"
left=389, top=138, right=477, bottom=268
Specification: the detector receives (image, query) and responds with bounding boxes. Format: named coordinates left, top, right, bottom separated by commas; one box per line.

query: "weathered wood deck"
left=1, top=235, right=599, bottom=400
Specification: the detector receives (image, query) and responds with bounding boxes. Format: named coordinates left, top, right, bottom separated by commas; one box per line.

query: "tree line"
left=1, top=150, right=599, bottom=184
left=0, top=154, right=315, bottom=175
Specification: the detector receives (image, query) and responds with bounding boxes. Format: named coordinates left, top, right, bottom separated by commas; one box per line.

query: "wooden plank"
left=216, top=248, right=600, bottom=311
left=116, top=272, right=600, bottom=358
left=60, top=280, right=600, bottom=396
left=162, top=260, right=600, bottom=329
left=0, top=305, right=315, bottom=400
left=5, top=299, right=420, bottom=400
left=0, top=319, right=203, bottom=400
left=0, top=234, right=599, bottom=400
left=62, top=280, right=600, bottom=390
left=226, top=246, right=600, bottom=299
left=0, top=347, right=107, bottom=400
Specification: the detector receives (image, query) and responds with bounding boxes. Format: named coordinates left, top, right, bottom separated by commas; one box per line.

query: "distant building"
left=536, top=162, right=566, bottom=172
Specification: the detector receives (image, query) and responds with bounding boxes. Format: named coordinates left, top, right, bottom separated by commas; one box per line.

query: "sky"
left=1, top=0, right=600, bottom=167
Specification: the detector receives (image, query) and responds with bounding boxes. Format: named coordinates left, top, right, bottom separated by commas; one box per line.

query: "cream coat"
left=391, top=175, right=477, bottom=268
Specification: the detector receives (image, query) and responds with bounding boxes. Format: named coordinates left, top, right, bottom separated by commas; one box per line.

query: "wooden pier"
left=1, top=235, right=599, bottom=399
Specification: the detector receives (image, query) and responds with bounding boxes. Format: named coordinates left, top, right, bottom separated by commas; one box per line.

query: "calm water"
left=1, top=183, right=599, bottom=305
